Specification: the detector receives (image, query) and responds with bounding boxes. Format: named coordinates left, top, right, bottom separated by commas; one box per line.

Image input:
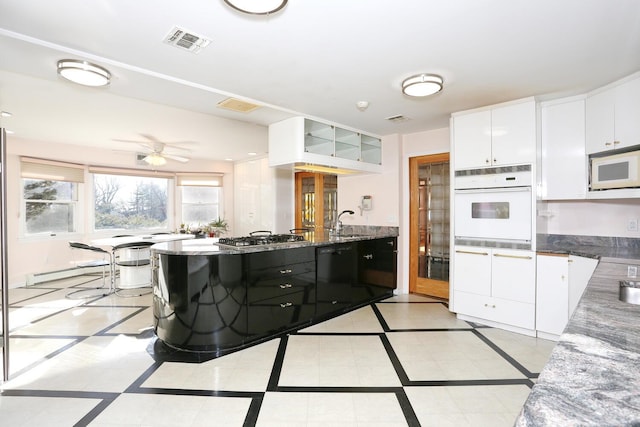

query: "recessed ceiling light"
left=401, top=73, right=443, bottom=97
left=57, top=59, right=111, bottom=87
left=223, top=0, right=287, bottom=15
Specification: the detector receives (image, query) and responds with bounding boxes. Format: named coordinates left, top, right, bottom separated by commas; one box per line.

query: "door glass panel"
left=323, top=175, right=337, bottom=229
left=418, top=162, right=450, bottom=281
left=301, top=176, right=315, bottom=229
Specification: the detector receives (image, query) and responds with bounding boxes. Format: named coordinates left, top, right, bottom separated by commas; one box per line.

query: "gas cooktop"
left=217, top=232, right=305, bottom=247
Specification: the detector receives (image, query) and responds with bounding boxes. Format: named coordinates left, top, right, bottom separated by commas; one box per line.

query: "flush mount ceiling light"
left=401, top=73, right=443, bottom=97
left=223, top=0, right=287, bottom=15
left=143, top=153, right=167, bottom=166
left=57, top=59, right=111, bottom=87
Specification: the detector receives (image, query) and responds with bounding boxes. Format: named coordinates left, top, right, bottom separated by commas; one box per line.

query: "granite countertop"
left=516, top=235, right=640, bottom=426
left=151, top=230, right=397, bottom=256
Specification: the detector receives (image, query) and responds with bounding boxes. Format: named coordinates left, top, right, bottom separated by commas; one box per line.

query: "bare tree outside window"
left=94, top=174, right=169, bottom=231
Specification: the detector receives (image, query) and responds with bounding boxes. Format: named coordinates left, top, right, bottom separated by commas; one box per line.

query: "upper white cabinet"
left=586, top=74, right=640, bottom=154
left=539, top=97, right=588, bottom=200
left=452, top=98, right=536, bottom=170
left=269, top=117, right=382, bottom=173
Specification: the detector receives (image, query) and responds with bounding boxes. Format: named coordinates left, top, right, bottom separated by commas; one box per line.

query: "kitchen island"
left=516, top=236, right=640, bottom=426
left=150, top=231, right=397, bottom=354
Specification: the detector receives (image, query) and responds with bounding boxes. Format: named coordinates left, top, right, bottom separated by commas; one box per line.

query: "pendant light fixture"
left=223, top=0, right=287, bottom=15
left=401, top=73, right=443, bottom=97
left=57, top=59, right=111, bottom=87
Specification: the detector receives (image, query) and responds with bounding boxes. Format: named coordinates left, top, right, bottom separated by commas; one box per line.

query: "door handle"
left=280, top=302, right=293, bottom=308
left=363, top=254, right=374, bottom=259
left=493, top=253, right=532, bottom=260
left=455, top=250, right=488, bottom=256
left=279, top=283, right=293, bottom=289
left=279, top=269, right=292, bottom=274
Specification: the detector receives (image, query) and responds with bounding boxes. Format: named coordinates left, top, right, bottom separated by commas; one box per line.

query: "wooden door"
left=295, top=172, right=337, bottom=239
left=409, top=153, right=450, bottom=299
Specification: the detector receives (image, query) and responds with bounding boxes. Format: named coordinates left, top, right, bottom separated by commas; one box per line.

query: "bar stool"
left=66, top=242, right=115, bottom=299
left=113, top=241, right=154, bottom=297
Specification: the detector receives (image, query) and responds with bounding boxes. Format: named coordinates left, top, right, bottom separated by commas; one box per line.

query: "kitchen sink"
left=619, top=281, right=640, bottom=305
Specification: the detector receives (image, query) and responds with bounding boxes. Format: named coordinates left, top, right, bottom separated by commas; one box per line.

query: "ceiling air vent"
left=163, top=26, right=211, bottom=53
left=386, top=114, right=410, bottom=123
left=217, top=98, right=261, bottom=113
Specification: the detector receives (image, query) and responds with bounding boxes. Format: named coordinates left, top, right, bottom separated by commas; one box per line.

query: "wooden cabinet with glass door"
left=295, top=172, right=337, bottom=239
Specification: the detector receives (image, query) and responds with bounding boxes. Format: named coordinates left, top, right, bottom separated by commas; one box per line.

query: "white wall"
left=6, top=136, right=235, bottom=287
left=337, top=134, right=401, bottom=227
left=539, top=199, right=640, bottom=238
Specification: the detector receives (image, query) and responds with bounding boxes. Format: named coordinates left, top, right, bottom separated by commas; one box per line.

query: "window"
left=177, top=173, right=223, bottom=228
left=23, top=179, right=78, bottom=234
left=21, top=157, right=84, bottom=236
left=92, top=171, right=170, bottom=232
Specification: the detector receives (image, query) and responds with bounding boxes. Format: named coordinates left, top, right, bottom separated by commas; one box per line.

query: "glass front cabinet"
left=269, top=117, right=383, bottom=173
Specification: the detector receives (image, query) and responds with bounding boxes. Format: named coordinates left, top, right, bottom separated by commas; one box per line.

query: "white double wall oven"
left=451, top=165, right=538, bottom=335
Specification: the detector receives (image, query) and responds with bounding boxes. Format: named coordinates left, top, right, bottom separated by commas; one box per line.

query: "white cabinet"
left=539, top=97, right=588, bottom=199
left=453, top=246, right=536, bottom=330
left=536, top=253, right=598, bottom=339
left=586, top=74, right=640, bottom=154
left=452, top=98, right=536, bottom=170
left=234, top=157, right=294, bottom=236
left=269, top=117, right=382, bottom=173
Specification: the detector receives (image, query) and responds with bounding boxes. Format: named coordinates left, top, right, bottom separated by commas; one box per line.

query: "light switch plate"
left=628, top=266, right=638, bottom=278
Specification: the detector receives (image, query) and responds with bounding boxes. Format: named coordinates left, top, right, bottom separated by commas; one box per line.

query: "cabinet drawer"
left=249, top=261, right=315, bottom=281
left=247, top=247, right=315, bottom=270
left=454, top=291, right=535, bottom=330
left=247, top=292, right=315, bottom=335
left=248, top=279, right=315, bottom=304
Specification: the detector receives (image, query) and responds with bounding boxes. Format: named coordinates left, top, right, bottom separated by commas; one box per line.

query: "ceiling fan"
left=113, top=134, right=194, bottom=166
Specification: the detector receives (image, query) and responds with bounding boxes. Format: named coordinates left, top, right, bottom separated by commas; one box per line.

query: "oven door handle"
left=455, top=187, right=531, bottom=194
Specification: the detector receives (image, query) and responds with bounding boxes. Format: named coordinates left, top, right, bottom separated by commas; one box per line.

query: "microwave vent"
left=163, top=26, right=211, bottom=53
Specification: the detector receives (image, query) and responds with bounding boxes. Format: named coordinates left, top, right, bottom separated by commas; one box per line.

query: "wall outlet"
left=628, top=266, right=638, bottom=279
left=627, top=219, right=638, bottom=232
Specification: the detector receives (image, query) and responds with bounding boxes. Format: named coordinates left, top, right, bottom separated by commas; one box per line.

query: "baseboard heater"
left=25, top=262, right=109, bottom=286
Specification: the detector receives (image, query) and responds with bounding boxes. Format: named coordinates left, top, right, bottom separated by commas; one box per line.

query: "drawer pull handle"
left=456, top=250, right=488, bottom=256
left=279, top=283, right=293, bottom=289
left=493, top=253, right=532, bottom=260
left=386, top=241, right=394, bottom=246
left=280, top=269, right=292, bottom=274
left=332, top=300, right=338, bottom=305
left=363, top=254, right=374, bottom=259
left=280, top=302, right=293, bottom=308
left=484, top=303, right=496, bottom=308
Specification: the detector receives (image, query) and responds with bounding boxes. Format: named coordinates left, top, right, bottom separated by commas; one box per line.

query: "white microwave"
left=590, top=150, right=640, bottom=190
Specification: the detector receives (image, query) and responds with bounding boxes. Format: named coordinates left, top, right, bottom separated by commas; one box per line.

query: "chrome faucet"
left=335, top=210, right=354, bottom=235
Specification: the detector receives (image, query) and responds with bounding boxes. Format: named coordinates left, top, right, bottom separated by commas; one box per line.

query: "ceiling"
left=0, top=0, right=639, bottom=163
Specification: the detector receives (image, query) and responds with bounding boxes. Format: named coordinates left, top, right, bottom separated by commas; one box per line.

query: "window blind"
left=176, top=173, right=224, bottom=187
left=88, top=166, right=175, bottom=179
left=20, top=157, right=85, bottom=183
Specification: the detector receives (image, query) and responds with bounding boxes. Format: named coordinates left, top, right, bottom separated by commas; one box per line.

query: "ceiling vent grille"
left=217, top=98, right=261, bottom=113
left=386, top=114, right=410, bottom=123
left=163, top=26, right=211, bottom=53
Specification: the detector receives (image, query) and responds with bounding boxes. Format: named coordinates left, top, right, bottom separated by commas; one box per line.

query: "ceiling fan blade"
left=163, top=153, right=190, bottom=163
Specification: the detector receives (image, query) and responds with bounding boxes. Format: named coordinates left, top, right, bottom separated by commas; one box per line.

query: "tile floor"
left=0, top=274, right=556, bottom=426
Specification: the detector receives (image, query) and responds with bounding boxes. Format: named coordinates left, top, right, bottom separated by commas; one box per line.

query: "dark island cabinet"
left=246, top=247, right=316, bottom=336
left=152, top=239, right=396, bottom=353
left=316, top=243, right=358, bottom=318
left=153, top=253, right=247, bottom=352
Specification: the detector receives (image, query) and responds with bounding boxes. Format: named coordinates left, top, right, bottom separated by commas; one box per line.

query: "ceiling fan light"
left=223, top=0, right=287, bottom=15
left=57, top=59, right=111, bottom=87
left=401, top=73, right=443, bottom=97
left=144, top=153, right=167, bottom=166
